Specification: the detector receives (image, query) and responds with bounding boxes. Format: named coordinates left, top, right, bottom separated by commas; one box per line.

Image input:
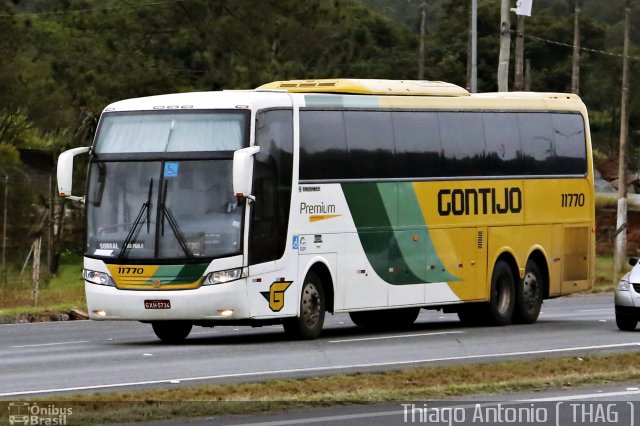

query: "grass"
left=593, top=255, right=626, bottom=292
left=0, top=256, right=85, bottom=317
left=10, top=352, right=640, bottom=424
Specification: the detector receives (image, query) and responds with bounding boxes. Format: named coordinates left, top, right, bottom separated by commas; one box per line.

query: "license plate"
left=144, top=300, right=171, bottom=309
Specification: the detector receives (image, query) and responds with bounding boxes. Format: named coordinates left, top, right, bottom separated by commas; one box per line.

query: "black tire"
left=151, top=321, right=192, bottom=343
left=616, top=313, right=638, bottom=331
left=350, top=308, right=420, bottom=329
left=486, top=260, right=516, bottom=325
left=513, top=260, right=544, bottom=324
left=283, top=272, right=325, bottom=339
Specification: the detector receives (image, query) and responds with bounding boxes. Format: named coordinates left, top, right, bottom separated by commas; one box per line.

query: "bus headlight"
left=203, top=268, right=244, bottom=285
left=83, top=269, right=115, bottom=286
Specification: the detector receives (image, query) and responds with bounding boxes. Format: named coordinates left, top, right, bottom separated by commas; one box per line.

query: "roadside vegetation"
left=0, top=252, right=83, bottom=319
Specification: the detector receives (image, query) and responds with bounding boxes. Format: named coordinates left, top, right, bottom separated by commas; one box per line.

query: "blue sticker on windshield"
left=164, top=162, right=179, bottom=178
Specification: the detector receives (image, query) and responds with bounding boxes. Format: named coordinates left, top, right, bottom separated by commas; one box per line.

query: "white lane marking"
left=2, top=341, right=639, bottom=397
left=329, top=331, right=463, bottom=343
left=11, top=340, right=90, bottom=348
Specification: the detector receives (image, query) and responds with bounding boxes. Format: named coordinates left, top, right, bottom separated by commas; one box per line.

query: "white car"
left=615, top=257, right=640, bottom=330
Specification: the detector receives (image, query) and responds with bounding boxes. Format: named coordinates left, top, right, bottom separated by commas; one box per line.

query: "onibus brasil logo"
left=7, top=402, right=72, bottom=425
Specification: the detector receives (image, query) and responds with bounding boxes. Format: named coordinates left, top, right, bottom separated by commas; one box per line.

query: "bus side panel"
left=247, top=257, right=300, bottom=319
left=549, top=223, right=564, bottom=296
left=429, top=227, right=488, bottom=302
left=342, top=233, right=388, bottom=309
left=561, top=224, right=592, bottom=294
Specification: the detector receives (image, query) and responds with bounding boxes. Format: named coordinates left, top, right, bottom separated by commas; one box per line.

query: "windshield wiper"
left=160, top=181, right=194, bottom=259
left=163, top=206, right=194, bottom=259
left=118, top=178, right=153, bottom=260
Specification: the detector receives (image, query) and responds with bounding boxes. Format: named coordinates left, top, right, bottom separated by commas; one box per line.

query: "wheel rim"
left=301, top=282, right=322, bottom=328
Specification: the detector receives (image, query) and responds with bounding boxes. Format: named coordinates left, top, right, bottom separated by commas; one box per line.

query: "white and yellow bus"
left=57, top=79, right=594, bottom=342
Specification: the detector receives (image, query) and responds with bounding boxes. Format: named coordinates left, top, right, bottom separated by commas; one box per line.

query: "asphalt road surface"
left=1, top=293, right=638, bottom=399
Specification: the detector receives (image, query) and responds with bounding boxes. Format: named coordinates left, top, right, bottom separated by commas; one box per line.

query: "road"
left=0, top=293, right=638, bottom=398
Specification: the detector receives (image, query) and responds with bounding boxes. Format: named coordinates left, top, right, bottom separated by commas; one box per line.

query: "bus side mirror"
left=630, top=257, right=639, bottom=267
left=233, top=146, right=260, bottom=201
left=57, top=146, right=90, bottom=202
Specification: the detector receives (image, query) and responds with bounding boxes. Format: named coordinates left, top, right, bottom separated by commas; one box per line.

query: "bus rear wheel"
left=486, top=260, right=516, bottom=325
left=151, top=321, right=192, bottom=343
left=283, top=272, right=325, bottom=339
left=513, top=260, right=543, bottom=324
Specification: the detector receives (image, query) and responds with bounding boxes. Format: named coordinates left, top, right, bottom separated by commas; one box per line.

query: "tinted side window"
left=393, top=111, right=443, bottom=178
left=299, top=109, right=587, bottom=181
left=551, top=113, right=587, bottom=175
left=344, top=111, right=395, bottom=179
left=439, top=112, right=485, bottom=176
left=518, top=113, right=556, bottom=175
left=299, top=111, right=347, bottom=180
left=483, top=112, right=522, bottom=176
left=249, top=109, right=293, bottom=265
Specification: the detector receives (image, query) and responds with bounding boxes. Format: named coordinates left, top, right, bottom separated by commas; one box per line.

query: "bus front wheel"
left=283, top=272, right=325, bottom=339
left=151, top=321, right=192, bottom=343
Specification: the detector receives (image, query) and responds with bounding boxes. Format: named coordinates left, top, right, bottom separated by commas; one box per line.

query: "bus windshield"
left=85, top=110, right=248, bottom=261
left=86, top=159, right=243, bottom=261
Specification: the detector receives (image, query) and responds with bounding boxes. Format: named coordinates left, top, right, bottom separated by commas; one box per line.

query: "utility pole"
left=471, top=0, right=478, bottom=93
left=571, top=0, right=581, bottom=94
left=497, top=0, right=511, bottom=91
left=514, top=14, right=525, bottom=91
left=418, top=2, right=426, bottom=80
left=614, top=0, right=631, bottom=279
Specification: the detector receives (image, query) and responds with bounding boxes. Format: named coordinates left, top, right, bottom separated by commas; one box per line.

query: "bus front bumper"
left=85, top=281, right=249, bottom=321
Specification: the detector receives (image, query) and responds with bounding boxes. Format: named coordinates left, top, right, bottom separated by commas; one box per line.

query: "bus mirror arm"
left=57, top=146, right=90, bottom=203
left=233, top=146, right=260, bottom=200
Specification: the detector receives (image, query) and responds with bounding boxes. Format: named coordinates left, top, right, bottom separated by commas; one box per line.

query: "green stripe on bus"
left=342, top=182, right=458, bottom=285
left=153, top=263, right=209, bottom=284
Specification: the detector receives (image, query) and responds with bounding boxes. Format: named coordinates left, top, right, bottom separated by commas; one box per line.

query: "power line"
left=0, top=0, right=189, bottom=18
left=526, top=34, right=640, bottom=61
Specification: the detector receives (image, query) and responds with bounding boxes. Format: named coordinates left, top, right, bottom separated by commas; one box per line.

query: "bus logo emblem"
left=260, top=281, right=292, bottom=312
left=153, top=279, right=161, bottom=288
